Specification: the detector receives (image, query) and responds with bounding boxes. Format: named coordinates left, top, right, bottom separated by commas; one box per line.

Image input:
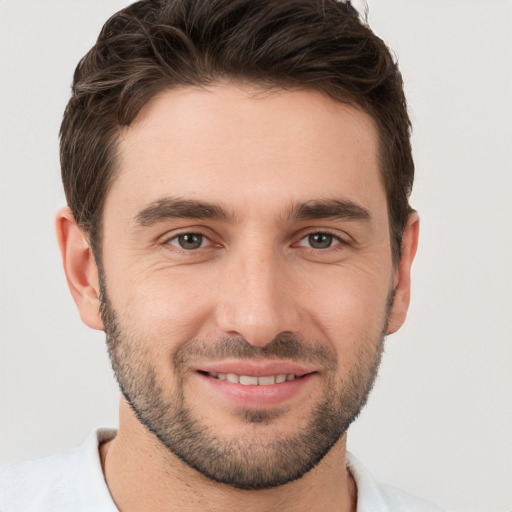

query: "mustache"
left=173, top=333, right=338, bottom=372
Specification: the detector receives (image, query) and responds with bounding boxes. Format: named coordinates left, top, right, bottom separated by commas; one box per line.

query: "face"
left=98, top=84, right=398, bottom=489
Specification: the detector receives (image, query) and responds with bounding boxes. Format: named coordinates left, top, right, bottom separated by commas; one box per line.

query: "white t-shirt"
left=0, top=429, right=443, bottom=511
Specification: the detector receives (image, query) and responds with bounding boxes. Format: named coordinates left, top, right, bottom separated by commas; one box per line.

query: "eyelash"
left=165, top=230, right=348, bottom=253
left=166, top=232, right=217, bottom=252
left=294, top=232, right=345, bottom=251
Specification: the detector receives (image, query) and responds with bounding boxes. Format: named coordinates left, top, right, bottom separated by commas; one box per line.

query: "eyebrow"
left=133, top=197, right=371, bottom=228
left=134, top=197, right=237, bottom=226
left=288, top=199, right=372, bottom=222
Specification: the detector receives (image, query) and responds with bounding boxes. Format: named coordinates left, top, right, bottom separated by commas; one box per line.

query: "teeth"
left=258, top=375, right=275, bottom=385
left=240, top=375, right=259, bottom=385
left=208, top=372, right=298, bottom=384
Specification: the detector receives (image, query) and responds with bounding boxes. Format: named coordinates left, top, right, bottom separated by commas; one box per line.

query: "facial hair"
left=100, top=283, right=390, bottom=490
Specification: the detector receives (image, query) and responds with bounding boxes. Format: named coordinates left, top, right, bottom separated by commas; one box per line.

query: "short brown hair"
left=60, top=0, right=414, bottom=262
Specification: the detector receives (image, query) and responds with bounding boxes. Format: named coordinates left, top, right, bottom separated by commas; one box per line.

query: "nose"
left=215, top=246, right=301, bottom=347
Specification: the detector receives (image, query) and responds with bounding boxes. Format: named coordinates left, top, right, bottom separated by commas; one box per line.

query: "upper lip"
left=193, top=360, right=316, bottom=377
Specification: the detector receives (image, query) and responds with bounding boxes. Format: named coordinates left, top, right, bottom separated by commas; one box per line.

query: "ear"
left=386, top=212, right=420, bottom=335
left=56, top=207, right=104, bottom=331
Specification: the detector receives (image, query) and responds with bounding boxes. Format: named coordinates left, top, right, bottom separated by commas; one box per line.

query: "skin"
left=56, top=84, right=419, bottom=512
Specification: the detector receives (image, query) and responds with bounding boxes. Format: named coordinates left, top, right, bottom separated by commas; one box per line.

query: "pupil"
left=309, top=233, right=332, bottom=249
left=179, top=234, right=202, bottom=249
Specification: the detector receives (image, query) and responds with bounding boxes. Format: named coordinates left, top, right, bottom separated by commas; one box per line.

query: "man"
left=0, top=0, right=442, bottom=510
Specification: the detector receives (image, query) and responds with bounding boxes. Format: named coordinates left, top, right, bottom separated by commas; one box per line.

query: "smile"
left=205, top=372, right=298, bottom=385
left=194, top=366, right=318, bottom=409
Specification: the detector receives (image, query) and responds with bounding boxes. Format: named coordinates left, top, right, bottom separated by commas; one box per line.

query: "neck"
left=101, top=399, right=357, bottom=512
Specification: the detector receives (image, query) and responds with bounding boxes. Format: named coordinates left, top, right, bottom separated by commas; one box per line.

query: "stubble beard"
left=100, top=285, right=389, bottom=490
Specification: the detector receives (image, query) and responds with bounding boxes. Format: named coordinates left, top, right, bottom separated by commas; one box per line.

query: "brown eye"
left=307, top=233, right=334, bottom=249
left=170, top=233, right=205, bottom=250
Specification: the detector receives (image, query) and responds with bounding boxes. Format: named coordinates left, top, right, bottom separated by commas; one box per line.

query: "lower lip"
left=195, top=372, right=317, bottom=409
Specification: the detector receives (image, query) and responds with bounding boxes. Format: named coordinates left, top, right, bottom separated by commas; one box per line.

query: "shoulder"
left=376, top=483, right=444, bottom=512
left=0, top=447, right=80, bottom=510
left=0, top=428, right=117, bottom=512
left=346, top=452, right=444, bottom=512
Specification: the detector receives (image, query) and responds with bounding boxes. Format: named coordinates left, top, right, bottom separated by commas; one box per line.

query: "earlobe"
left=56, top=207, right=105, bottom=331
left=386, top=212, right=420, bottom=335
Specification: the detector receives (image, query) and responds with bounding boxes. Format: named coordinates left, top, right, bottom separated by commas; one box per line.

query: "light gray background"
left=1, top=1, right=511, bottom=511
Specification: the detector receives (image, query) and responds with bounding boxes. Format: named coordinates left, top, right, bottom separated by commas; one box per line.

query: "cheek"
left=111, top=268, right=216, bottom=357
left=300, top=262, right=391, bottom=346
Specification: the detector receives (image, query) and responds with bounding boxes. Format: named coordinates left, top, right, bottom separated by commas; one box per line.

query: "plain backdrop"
left=1, top=1, right=511, bottom=511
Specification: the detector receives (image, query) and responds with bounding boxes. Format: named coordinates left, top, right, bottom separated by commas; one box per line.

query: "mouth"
left=193, top=363, right=318, bottom=409
left=198, top=371, right=304, bottom=385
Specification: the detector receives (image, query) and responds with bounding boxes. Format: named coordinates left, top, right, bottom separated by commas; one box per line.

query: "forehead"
left=108, top=84, right=384, bottom=222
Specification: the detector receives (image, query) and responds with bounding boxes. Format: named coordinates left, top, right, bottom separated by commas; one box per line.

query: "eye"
left=297, top=232, right=341, bottom=249
left=168, top=233, right=207, bottom=250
